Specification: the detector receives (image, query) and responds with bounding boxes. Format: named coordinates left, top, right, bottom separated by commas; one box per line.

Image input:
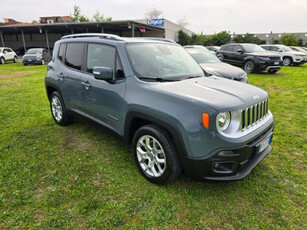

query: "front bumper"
left=183, top=125, right=274, bottom=181
left=292, top=57, right=307, bottom=64
left=23, top=58, right=42, bottom=65
left=256, top=60, right=282, bottom=72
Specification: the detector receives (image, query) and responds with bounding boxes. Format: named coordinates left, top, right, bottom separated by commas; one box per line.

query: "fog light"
left=213, top=163, right=219, bottom=169
left=217, top=150, right=234, bottom=156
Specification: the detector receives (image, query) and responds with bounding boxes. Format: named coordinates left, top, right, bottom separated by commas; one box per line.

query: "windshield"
left=279, top=46, right=293, bottom=52
left=188, top=50, right=221, bottom=64
left=26, top=49, right=42, bottom=54
left=241, top=44, right=266, bottom=53
left=126, top=43, right=204, bottom=80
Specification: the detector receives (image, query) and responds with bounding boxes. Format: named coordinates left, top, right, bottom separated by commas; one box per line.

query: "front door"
left=78, top=43, right=126, bottom=133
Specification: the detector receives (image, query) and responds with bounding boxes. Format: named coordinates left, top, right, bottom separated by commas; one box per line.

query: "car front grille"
left=241, top=99, right=269, bottom=130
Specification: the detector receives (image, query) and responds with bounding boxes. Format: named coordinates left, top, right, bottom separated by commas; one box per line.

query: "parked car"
left=186, top=48, right=248, bottom=83
left=217, top=43, right=282, bottom=73
left=45, top=33, right=274, bottom=184
left=260, top=44, right=307, bottom=66
left=22, top=48, right=51, bottom=65
left=183, top=45, right=215, bottom=54
left=289, top=46, right=307, bottom=54
left=0, top=47, right=18, bottom=64
left=205, top=46, right=220, bottom=53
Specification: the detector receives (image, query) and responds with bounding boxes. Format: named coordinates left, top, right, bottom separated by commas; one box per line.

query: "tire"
left=217, top=54, right=224, bottom=61
left=23, top=63, right=28, bottom=66
left=283, top=57, right=292, bottom=66
left=41, top=59, right=45, bottom=65
left=243, top=60, right=255, bottom=73
left=132, top=124, right=182, bottom=185
left=0, top=57, right=5, bottom=64
left=49, top=91, right=72, bottom=126
left=13, top=56, right=18, bottom=63
left=268, top=69, right=278, bottom=73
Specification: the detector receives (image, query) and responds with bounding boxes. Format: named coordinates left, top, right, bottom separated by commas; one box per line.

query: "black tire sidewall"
left=132, top=124, right=182, bottom=185
left=244, top=61, right=254, bottom=73
left=0, top=57, right=5, bottom=64
left=283, top=57, right=292, bottom=66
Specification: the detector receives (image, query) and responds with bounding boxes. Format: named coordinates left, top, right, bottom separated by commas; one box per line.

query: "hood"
left=248, top=52, right=280, bottom=58
left=200, top=63, right=246, bottom=80
left=288, top=51, right=307, bottom=56
left=23, top=53, right=42, bottom=58
left=148, top=76, right=268, bottom=111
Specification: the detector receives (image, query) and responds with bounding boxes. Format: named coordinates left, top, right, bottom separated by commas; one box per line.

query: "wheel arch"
left=124, top=110, right=189, bottom=169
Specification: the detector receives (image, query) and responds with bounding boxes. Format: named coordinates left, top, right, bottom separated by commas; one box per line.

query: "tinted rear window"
left=65, top=43, right=85, bottom=70
left=58, top=43, right=66, bottom=61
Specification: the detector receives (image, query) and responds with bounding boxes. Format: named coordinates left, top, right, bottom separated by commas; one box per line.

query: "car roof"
left=60, top=33, right=176, bottom=45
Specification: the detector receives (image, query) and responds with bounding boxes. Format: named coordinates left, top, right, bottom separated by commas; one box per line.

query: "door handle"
left=81, top=81, right=91, bottom=90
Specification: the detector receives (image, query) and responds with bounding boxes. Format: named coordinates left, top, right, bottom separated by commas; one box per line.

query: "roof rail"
left=61, top=33, right=123, bottom=41
left=137, top=37, right=177, bottom=44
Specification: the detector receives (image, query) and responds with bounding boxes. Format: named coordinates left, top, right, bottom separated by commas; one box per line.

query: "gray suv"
left=45, top=33, right=274, bottom=184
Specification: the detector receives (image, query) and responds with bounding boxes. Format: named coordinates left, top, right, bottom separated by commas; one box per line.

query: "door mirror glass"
left=93, top=66, right=113, bottom=80
left=237, top=49, right=243, bottom=54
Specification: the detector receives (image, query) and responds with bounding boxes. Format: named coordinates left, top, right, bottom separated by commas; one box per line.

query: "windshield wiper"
left=138, top=77, right=178, bottom=82
left=183, top=75, right=206, bottom=80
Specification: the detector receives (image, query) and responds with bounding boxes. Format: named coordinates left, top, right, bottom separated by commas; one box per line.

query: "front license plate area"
left=274, top=62, right=279, bottom=65
left=258, top=134, right=272, bottom=154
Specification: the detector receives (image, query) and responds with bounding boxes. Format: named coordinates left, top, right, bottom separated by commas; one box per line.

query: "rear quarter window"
left=57, top=43, right=66, bottom=62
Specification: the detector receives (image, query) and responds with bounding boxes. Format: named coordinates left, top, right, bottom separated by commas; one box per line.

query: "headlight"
left=258, top=57, right=270, bottom=61
left=216, top=112, right=231, bottom=131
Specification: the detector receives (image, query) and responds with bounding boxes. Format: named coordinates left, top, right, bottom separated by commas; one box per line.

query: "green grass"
left=0, top=62, right=306, bottom=229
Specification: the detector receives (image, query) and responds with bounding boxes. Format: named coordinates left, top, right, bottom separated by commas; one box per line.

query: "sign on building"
left=147, top=19, right=164, bottom=27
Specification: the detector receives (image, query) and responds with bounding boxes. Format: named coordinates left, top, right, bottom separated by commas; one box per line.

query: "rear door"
left=56, top=42, right=87, bottom=111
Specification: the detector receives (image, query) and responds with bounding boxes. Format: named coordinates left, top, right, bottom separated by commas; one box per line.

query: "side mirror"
left=3, top=51, right=7, bottom=54
left=93, top=66, right=113, bottom=80
left=237, top=49, right=243, bottom=54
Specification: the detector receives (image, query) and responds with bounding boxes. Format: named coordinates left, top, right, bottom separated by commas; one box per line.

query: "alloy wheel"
left=136, top=135, right=166, bottom=178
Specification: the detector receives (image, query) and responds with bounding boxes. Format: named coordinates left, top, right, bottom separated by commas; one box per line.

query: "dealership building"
left=0, top=17, right=194, bottom=54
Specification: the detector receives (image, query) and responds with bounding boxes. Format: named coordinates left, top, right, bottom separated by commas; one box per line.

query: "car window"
left=188, top=51, right=221, bottom=63
left=261, top=46, right=270, bottom=51
left=225, top=45, right=234, bottom=51
left=115, top=55, right=125, bottom=79
left=58, top=43, right=66, bottom=62
left=271, top=46, right=281, bottom=52
left=126, top=43, right=204, bottom=79
left=65, top=43, right=85, bottom=71
left=234, top=45, right=242, bottom=52
left=86, top=43, right=116, bottom=75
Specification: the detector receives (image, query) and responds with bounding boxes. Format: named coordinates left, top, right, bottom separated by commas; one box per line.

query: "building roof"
left=0, top=20, right=164, bottom=34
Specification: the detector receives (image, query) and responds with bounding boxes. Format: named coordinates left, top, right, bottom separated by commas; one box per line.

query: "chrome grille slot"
left=240, top=99, right=269, bottom=131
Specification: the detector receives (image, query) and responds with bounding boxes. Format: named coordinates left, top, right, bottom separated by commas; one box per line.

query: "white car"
left=0, top=47, right=18, bottom=64
left=260, top=44, right=307, bottom=66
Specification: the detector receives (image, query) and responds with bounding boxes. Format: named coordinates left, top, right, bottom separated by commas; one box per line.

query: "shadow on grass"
left=66, top=115, right=270, bottom=194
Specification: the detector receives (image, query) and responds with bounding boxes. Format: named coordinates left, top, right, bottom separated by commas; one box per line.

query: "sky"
left=0, top=0, right=306, bottom=34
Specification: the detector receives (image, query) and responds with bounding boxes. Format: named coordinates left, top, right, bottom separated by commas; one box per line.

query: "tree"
left=92, top=10, right=112, bottom=22
left=145, top=8, right=163, bottom=19
left=177, top=30, right=191, bottom=46
left=281, top=34, right=298, bottom=46
left=233, top=33, right=265, bottom=45
left=71, top=5, right=82, bottom=22
left=209, top=31, right=231, bottom=46
left=176, top=17, right=189, bottom=28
